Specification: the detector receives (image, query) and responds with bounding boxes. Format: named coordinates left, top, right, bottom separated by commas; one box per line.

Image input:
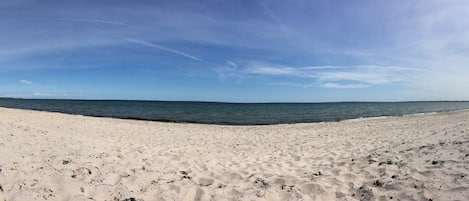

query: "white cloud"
left=245, top=66, right=298, bottom=75
left=19, top=79, right=32, bottom=84
left=33, top=92, right=82, bottom=97
left=270, top=82, right=315, bottom=88
left=320, top=82, right=369, bottom=89
left=229, top=62, right=422, bottom=89
left=216, top=60, right=248, bottom=80
left=2, top=93, right=22, bottom=98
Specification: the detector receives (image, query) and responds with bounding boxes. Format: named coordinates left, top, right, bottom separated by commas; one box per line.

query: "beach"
left=0, top=107, right=468, bottom=201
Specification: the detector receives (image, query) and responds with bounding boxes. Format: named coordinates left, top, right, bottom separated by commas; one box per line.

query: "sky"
left=1, top=0, right=469, bottom=102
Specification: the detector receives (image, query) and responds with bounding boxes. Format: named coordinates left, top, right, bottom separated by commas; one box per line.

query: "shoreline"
left=1, top=107, right=468, bottom=200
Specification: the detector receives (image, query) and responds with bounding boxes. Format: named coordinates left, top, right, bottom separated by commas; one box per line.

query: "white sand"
left=0, top=107, right=468, bottom=201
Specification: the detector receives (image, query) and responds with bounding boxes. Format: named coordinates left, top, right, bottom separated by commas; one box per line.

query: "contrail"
left=258, top=0, right=289, bottom=34
left=57, top=17, right=129, bottom=26
left=124, top=38, right=202, bottom=62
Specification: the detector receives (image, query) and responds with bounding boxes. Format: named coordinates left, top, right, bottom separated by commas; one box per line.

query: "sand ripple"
left=0, top=107, right=468, bottom=201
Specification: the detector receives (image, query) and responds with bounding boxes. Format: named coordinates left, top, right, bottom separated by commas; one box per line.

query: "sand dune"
left=0, top=107, right=468, bottom=201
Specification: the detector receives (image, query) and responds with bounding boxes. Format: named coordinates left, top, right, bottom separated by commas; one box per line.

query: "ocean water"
left=1, top=98, right=469, bottom=125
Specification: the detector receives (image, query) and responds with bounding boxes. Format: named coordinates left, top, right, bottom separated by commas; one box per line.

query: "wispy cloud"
left=225, top=60, right=238, bottom=68
left=124, top=38, right=202, bottom=62
left=221, top=62, right=423, bottom=89
left=19, top=79, right=32, bottom=84
left=245, top=66, right=298, bottom=75
left=320, top=82, right=369, bottom=89
left=33, top=92, right=82, bottom=97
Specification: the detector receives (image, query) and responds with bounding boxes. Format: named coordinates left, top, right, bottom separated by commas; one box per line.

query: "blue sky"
left=1, top=0, right=469, bottom=102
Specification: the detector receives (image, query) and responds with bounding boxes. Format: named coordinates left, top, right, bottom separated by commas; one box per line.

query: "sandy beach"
left=0, top=107, right=468, bottom=201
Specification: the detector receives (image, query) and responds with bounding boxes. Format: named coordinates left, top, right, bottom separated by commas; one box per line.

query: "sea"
left=1, top=98, right=469, bottom=125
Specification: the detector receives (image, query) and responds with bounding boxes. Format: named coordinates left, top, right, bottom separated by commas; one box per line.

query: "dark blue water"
left=0, top=98, right=468, bottom=125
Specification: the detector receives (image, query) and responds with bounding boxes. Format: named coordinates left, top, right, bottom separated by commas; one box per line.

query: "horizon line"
left=1, top=97, right=469, bottom=104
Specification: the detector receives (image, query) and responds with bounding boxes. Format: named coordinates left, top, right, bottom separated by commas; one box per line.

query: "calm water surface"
left=1, top=98, right=468, bottom=125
